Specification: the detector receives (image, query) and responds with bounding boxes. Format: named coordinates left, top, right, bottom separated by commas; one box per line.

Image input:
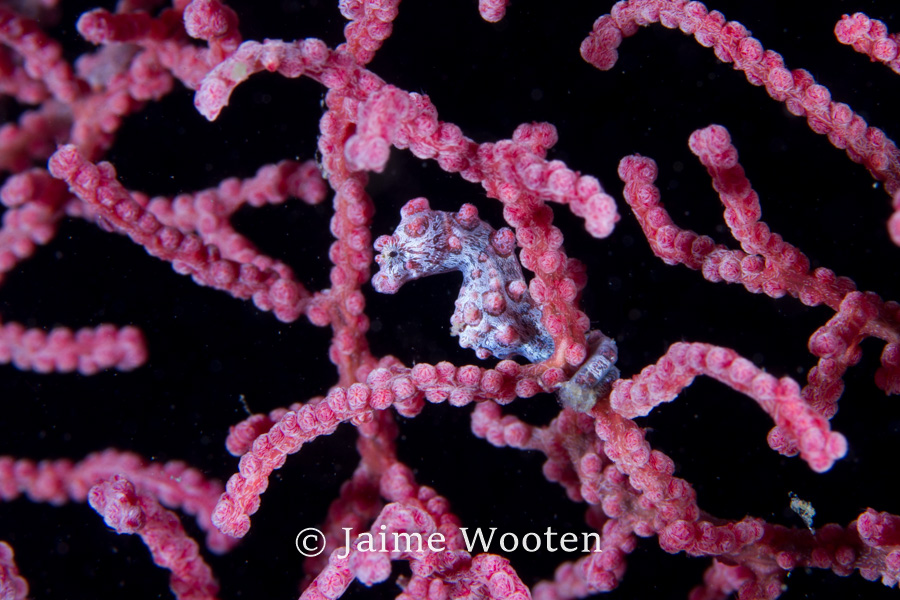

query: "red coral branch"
left=0, top=1, right=898, bottom=599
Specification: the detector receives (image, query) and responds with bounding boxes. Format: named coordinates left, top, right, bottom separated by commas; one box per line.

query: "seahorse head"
left=372, top=197, right=453, bottom=294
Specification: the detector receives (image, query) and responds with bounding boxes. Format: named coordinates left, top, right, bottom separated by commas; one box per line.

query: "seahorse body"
left=372, top=197, right=553, bottom=362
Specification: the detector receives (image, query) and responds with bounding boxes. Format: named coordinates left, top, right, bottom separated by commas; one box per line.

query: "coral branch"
left=194, top=38, right=334, bottom=121
left=835, top=13, right=900, bottom=75
left=48, top=145, right=312, bottom=323
left=337, top=0, right=400, bottom=66
left=213, top=360, right=526, bottom=538
left=1, top=1, right=899, bottom=598
left=584, top=0, right=900, bottom=242
left=139, top=159, right=325, bottom=276
left=609, top=342, right=847, bottom=472
left=0, top=450, right=235, bottom=553
left=0, top=168, right=69, bottom=282
left=0, top=321, right=146, bottom=374
left=618, top=125, right=900, bottom=423
left=89, top=475, right=220, bottom=600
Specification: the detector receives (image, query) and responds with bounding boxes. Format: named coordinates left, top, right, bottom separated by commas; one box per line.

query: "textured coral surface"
left=1, top=1, right=899, bottom=599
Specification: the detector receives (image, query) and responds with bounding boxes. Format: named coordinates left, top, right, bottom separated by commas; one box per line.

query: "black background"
left=1, top=0, right=899, bottom=598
